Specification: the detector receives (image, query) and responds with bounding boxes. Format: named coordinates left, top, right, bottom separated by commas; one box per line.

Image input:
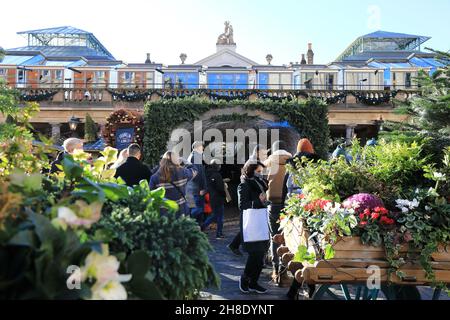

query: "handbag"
left=242, top=208, right=270, bottom=243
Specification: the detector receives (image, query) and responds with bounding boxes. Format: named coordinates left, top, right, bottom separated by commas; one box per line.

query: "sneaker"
left=227, top=244, right=243, bottom=256
left=216, top=234, right=225, bottom=239
left=249, top=283, right=268, bottom=294
left=239, top=276, right=250, bottom=293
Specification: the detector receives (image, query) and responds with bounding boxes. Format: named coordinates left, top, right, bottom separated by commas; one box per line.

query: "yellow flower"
left=90, top=280, right=128, bottom=300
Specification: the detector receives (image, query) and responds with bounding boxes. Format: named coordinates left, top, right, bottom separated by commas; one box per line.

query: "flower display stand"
left=276, top=217, right=450, bottom=300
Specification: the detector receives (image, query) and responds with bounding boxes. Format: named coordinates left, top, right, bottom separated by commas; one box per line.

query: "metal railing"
left=1, top=81, right=420, bottom=91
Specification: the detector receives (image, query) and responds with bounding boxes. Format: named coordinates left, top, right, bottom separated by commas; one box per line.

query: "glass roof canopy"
left=17, top=26, right=115, bottom=60
left=336, top=31, right=431, bottom=62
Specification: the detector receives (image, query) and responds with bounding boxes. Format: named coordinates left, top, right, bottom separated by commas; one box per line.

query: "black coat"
left=206, top=167, right=226, bottom=207
left=50, top=151, right=66, bottom=174
left=237, top=176, right=270, bottom=253
left=114, top=157, right=151, bottom=187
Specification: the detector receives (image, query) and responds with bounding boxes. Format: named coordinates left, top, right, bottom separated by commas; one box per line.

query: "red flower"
left=359, top=221, right=368, bottom=226
left=359, top=213, right=366, bottom=220
left=371, top=212, right=380, bottom=220
left=380, top=216, right=395, bottom=225
left=320, top=200, right=332, bottom=209
left=363, top=209, right=371, bottom=217
left=374, top=207, right=389, bottom=215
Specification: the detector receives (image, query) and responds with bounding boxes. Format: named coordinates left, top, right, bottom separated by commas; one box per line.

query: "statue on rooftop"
left=217, top=21, right=236, bottom=45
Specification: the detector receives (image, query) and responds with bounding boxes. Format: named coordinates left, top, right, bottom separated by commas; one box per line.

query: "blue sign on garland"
left=116, top=127, right=135, bottom=150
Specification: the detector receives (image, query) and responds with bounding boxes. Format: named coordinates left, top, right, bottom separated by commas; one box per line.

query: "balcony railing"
left=11, top=85, right=420, bottom=106
left=2, top=80, right=420, bottom=91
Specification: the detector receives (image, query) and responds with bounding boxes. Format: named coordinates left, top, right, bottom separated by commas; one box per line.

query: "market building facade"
left=0, top=22, right=446, bottom=143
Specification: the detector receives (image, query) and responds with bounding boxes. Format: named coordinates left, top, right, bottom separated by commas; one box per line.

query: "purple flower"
left=343, top=193, right=384, bottom=214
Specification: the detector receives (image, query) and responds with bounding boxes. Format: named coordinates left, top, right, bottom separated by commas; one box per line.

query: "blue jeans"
left=190, top=194, right=205, bottom=224
left=202, top=204, right=224, bottom=236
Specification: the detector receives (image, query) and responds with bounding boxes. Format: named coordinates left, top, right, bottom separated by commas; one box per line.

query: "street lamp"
left=69, top=116, right=81, bottom=133
left=359, top=78, right=368, bottom=90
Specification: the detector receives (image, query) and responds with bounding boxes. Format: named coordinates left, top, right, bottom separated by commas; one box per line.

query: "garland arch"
left=143, top=97, right=330, bottom=166
left=103, top=109, right=145, bottom=149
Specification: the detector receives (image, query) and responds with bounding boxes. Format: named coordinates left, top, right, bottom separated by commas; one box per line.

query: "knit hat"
left=297, top=138, right=315, bottom=154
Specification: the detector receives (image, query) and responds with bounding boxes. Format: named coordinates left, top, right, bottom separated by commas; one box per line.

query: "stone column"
left=345, top=125, right=356, bottom=143
left=51, top=123, right=62, bottom=141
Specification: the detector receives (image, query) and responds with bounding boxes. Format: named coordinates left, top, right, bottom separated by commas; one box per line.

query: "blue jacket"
left=150, top=166, right=195, bottom=216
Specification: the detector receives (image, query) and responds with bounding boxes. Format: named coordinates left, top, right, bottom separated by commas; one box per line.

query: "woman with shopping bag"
left=237, top=161, right=270, bottom=294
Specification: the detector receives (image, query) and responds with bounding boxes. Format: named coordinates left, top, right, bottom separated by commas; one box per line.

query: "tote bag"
left=242, top=208, right=270, bottom=243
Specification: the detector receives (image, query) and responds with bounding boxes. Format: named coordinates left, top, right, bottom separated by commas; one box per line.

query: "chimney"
left=301, top=54, right=307, bottom=65
left=145, top=53, right=151, bottom=64
left=307, top=43, right=314, bottom=65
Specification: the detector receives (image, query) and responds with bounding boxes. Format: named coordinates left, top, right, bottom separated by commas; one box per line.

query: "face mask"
left=254, top=172, right=263, bottom=179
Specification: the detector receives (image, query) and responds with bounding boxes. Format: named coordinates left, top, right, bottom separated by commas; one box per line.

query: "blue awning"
left=264, top=120, right=292, bottom=128
left=84, top=138, right=105, bottom=151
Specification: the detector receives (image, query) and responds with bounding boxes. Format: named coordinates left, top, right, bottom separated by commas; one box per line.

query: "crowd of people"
left=50, top=136, right=320, bottom=298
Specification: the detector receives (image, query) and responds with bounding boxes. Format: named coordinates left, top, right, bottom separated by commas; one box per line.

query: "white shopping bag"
left=242, top=208, right=270, bottom=243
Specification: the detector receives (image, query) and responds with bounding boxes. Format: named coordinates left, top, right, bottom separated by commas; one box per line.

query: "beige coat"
left=264, top=150, right=292, bottom=204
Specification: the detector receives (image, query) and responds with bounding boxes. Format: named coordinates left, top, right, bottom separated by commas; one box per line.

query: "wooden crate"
left=302, top=264, right=450, bottom=285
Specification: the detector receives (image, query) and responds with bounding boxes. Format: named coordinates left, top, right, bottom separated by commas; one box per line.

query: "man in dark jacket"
left=186, top=141, right=208, bottom=224
left=114, top=143, right=151, bottom=187
left=201, top=160, right=226, bottom=238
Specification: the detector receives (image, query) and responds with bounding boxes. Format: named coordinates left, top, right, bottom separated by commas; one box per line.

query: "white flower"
left=55, top=201, right=102, bottom=229
left=81, top=245, right=132, bottom=300
left=425, top=206, right=432, bottom=212
left=395, top=198, right=419, bottom=211
left=323, top=202, right=333, bottom=212
left=433, top=172, right=446, bottom=180
left=57, top=207, right=79, bottom=225
left=409, top=198, right=420, bottom=209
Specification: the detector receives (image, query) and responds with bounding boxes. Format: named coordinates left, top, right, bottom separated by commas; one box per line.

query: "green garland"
left=143, top=96, right=329, bottom=166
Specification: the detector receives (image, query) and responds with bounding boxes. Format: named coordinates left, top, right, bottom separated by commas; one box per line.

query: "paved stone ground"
left=200, top=221, right=291, bottom=300
left=200, top=210, right=449, bottom=301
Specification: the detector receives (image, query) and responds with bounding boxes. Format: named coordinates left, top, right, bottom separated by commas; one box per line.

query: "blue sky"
left=1, top=0, right=449, bottom=65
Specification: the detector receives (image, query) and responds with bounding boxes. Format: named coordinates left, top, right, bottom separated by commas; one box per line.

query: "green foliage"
left=143, top=97, right=330, bottom=165
left=290, top=140, right=431, bottom=207
left=0, top=81, right=51, bottom=177
left=380, top=120, right=450, bottom=167
left=0, top=201, right=92, bottom=299
left=395, top=64, right=450, bottom=134
left=84, top=113, right=97, bottom=142
left=294, top=245, right=316, bottom=264
left=91, top=181, right=220, bottom=300
left=386, top=50, right=450, bottom=162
